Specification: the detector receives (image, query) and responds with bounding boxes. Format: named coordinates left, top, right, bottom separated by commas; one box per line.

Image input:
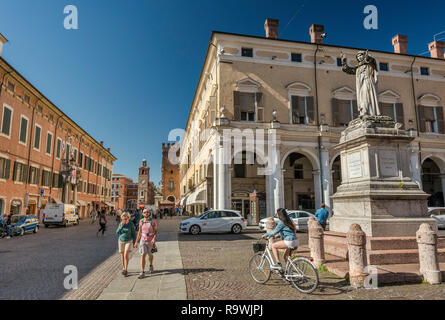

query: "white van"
left=42, top=204, right=80, bottom=227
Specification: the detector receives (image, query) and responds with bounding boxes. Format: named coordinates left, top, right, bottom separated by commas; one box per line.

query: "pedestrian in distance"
left=315, top=203, right=329, bottom=231
left=134, top=209, right=158, bottom=279
left=116, top=212, right=137, bottom=277
left=97, top=209, right=107, bottom=236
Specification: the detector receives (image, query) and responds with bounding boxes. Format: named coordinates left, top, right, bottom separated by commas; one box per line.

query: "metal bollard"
left=346, top=224, right=367, bottom=288
left=416, top=223, right=442, bottom=284
left=265, top=217, right=277, bottom=249
left=309, top=220, right=325, bottom=267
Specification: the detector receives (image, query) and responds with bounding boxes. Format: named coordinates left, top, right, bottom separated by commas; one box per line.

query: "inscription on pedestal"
left=347, top=151, right=363, bottom=178
left=379, top=150, right=398, bottom=177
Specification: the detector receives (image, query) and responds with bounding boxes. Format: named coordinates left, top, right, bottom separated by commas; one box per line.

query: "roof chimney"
left=392, top=34, right=408, bottom=54
left=107, top=147, right=110, bottom=152
left=264, top=19, right=279, bottom=39
left=429, top=40, right=445, bottom=59
left=309, top=24, right=324, bottom=44
left=100, top=141, right=104, bottom=146
left=0, top=33, right=8, bottom=57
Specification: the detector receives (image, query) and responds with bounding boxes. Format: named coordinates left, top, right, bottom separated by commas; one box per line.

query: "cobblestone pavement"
left=0, top=218, right=120, bottom=300
left=178, top=223, right=445, bottom=300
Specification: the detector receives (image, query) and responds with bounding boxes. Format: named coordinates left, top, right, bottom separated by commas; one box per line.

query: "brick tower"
left=161, top=143, right=180, bottom=204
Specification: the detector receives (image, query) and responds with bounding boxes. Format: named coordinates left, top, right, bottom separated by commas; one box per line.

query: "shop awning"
left=180, top=196, right=188, bottom=206
left=104, top=202, right=115, bottom=208
left=187, top=185, right=207, bottom=205
left=52, top=197, right=63, bottom=204
left=76, top=200, right=86, bottom=206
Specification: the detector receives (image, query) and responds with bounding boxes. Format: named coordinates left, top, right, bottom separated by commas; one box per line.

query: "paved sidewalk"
left=97, top=221, right=187, bottom=300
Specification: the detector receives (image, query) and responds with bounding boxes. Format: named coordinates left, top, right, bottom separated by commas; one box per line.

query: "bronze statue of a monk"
left=341, top=51, right=381, bottom=117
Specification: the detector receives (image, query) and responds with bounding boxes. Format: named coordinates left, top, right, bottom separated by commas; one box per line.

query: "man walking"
left=315, top=203, right=329, bottom=230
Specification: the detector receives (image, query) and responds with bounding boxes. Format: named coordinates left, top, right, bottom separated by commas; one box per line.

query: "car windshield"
left=197, top=212, right=208, bottom=219
left=16, top=216, right=26, bottom=224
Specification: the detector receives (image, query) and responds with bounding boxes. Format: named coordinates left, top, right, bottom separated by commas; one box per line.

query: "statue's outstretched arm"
left=342, top=63, right=356, bottom=75
left=341, top=54, right=356, bottom=75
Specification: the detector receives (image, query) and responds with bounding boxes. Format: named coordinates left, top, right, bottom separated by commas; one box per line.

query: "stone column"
left=265, top=217, right=277, bottom=249
left=213, top=147, right=218, bottom=209
left=266, top=129, right=283, bottom=216
left=320, top=148, right=332, bottom=213
left=309, top=219, right=325, bottom=267
left=416, top=223, right=442, bottom=284
left=217, top=136, right=231, bottom=210
left=313, top=170, right=322, bottom=210
left=346, top=224, right=367, bottom=288
left=73, top=184, right=78, bottom=206
left=441, top=178, right=445, bottom=208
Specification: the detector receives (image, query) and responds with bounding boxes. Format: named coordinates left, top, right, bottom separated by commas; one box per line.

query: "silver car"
left=258, top=210, right=315, bottom=232
left=179, top=210, right=247, bottom=235
left=429, top=207, right=445, bottom=229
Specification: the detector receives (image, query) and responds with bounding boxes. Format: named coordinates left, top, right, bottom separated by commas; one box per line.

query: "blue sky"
left=1, top=0, right=444, bottom=184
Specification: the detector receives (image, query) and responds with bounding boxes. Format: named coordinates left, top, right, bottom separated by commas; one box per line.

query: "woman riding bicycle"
left=262, top=208, right=298, bottom=270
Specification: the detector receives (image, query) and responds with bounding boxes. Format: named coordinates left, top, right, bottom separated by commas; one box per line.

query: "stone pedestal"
left=330, top=116, right=437, bottom=237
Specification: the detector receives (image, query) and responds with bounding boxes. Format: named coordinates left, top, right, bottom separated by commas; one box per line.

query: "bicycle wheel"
left=286, top=257, right=319, bottom=294
left=249, top=253, right=271, bottom=284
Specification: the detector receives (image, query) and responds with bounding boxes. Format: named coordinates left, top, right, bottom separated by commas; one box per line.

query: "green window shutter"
left=233, top=91, right=240, bottom=121
left=418, top=105, right=426, bottom=133
left=5, top=159, right=10, bottom=180
left=436, top=106, right=444, bottom=134
left=306, top=96, right=315, bottom=124
left=395, top=103, right=404, bottom=128
left=332, top=98, right=340, bottom=127
left=56, top=139, right=61, bottom=158
left=36, top=168, right=40, bottom=185
left=22, top=164, right=28, bottom=183
left=19, top=118, right=28, bottom=143
left=1, top=107, right=12, bottom=135
left=12, top=162, right=17, bottom=181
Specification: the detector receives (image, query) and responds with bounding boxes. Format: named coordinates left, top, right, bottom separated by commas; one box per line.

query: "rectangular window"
left=13, top=162, right=28, bottom=183
left=420, top=67, right=429, bottom=76
left=1, top=105, right=13, bottom=137
left=7, top=81, right=15, bottom=92
left=79, top=152, right=83, bottom=167
left=65, top=144, right=70, bottom=160
left=239, top=92, right=256, bottom=122
left=337, top=57, right=343, bottom=67
left=379, top=62, right=389, bottom=71
left=24, top=94, right=30, bottom=104
left=46, top=132, right=53, bottom=155
left=169, top=181, right=174, bottom=190
left=56, top=138, right=62, bottom=159
left=294, top=164, right=304, bottom=179
left=291, top=96, right=314, bottom=125
left=41, top=170, right=51, bottom=187
left=29, top=166, right=40, bottom=185
left=73, top=149, right=77, bottom=162
left=332, top=99, right=358, bottom=127
left=0, top=157, right=11, bottom=179
left=19, top=116, right=28, bottom=144
left=291, top=53, right=302, bottom=62
left=234, top=164, right=246, bottom=178
left=241, top=48, right=253, bottom=57
left=33, top=125, right=41, bottom=150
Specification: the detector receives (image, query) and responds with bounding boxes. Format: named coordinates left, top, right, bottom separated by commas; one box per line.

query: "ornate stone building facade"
left=179, top=20, right=445, bottom=220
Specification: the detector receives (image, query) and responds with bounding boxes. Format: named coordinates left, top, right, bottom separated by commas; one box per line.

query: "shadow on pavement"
left=178, top=232, right=260, bottom=242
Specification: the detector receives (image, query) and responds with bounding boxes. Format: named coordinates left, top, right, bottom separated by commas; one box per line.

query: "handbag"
left=151, top=243, right=158, bottom=253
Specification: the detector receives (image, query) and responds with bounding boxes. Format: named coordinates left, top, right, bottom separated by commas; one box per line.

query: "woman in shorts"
left=262, top=208, right=298, bottom=270
left=134, top=209, right=158, bottom=279
left=115, top=212, right=136, bottom=277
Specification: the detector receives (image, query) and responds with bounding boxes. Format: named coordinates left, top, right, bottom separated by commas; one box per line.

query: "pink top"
left=139, top=218, right=157, bottom=242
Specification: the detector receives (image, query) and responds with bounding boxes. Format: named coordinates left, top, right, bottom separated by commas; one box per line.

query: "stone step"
left=324, top=241, right=349, bottom=259
left=324, top=232, right=347, bottom=245
left=367, top=237, right=418, bottom=251
left=368, top=248, right=445, bottom=265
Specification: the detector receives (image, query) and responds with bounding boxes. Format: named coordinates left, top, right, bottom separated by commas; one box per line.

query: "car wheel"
left=33, top=226, right=39, bottom=233
left=44, top=224, right=48, bottom=228
left=189, top=225, right=200, bottom=235
left=232, top=224, right=242, bottom=234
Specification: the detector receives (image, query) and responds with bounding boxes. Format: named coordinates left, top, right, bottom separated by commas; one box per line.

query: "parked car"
left=258, top=210, right=315, bottom=232
left=179, top=210, right=247, bottom=235
left=429, top=207, right=445, bottom=229
left=7, top=215, right=40, bottom=236
left=42, top=204, right=79, bottom=227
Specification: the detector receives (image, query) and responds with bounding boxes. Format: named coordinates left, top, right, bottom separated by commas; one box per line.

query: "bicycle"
left=249, top=237, right=319, bottom=294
